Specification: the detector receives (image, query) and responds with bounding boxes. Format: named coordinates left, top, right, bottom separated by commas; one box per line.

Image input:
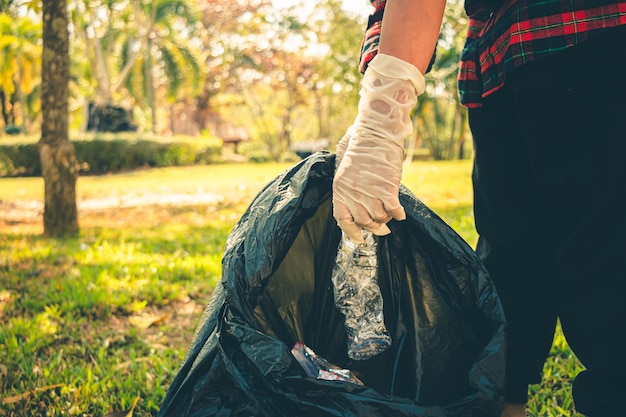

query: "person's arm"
left=379, top=0, right=446, bottom=74
left=333, top=0, right=446, bottom=242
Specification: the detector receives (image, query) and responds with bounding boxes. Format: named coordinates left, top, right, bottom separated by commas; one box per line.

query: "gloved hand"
left=334, top=125, right=353, bottom=168
left=333, top=54, right=425, bottom=242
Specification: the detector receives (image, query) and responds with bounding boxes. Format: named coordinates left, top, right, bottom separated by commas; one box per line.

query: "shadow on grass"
left=0, top=211, right=235, bottom=416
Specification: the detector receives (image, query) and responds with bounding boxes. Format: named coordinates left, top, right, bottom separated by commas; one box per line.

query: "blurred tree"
left=69, top=0, right=133, bottom=104
left=240, top=50, right=316, bottom=160
left=127, top=0, right=201, bottom=133
left=0, top=14, right=41, bottom=133
left=69, top=0, right=200, bottom=132
left=237, top=4, right=316, bottom=159
left=222, top=0, right=365, bottom=160
left=191, top=0, right=271, bottom=131
left=310, top=0, right=365, bottom=142
left=70, top=0, right=197, bottom=103
left=413, top=0, right=469, bottom=160
left=39, top=0, right=79, bottom=237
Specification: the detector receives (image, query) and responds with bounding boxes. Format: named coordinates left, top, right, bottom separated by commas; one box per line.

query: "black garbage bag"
left=158, top=152, right=506, bottom=417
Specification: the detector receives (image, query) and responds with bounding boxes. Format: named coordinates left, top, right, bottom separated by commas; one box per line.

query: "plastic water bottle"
left=331, top=230, right=391, bottom=360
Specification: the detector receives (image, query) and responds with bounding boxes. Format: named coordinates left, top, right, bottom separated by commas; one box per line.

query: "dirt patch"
left=0, top=191, right=240, bottom=234
left=106, top=296, right=207, bottom=353
left=1, top=191, right=225, bottom=222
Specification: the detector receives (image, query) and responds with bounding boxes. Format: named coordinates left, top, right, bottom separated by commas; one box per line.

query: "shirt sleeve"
left=359, top=0, right=386, bottom=74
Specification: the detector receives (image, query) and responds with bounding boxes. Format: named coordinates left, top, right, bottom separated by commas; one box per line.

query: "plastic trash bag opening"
left=158, top=152, right=506, bottom=417
left=255, top=195, right=497, bottom=402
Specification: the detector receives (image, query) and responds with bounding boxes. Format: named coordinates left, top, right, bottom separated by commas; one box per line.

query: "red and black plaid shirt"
left=360, top=0, right=626, bottom=108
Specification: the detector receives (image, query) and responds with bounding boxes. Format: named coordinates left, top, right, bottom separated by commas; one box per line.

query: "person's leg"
left=505, top=25, right=626, bottom=416
left=469, top=83, right=558, bottom=414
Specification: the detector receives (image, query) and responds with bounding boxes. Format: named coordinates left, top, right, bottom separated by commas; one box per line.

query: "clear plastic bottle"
left=331, top=230, right=391, bottom=360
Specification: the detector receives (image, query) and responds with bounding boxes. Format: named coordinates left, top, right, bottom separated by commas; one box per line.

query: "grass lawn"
left=0, top=160, right=583, bottom=416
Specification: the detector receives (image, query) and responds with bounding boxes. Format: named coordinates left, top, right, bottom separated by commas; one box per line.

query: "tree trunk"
left=39, top=0, right=79, bottom=238
left=146, top=38, right=157, bottom=134
left=15, top=59, right=30, bottom=134
left=313, top=84, right=325, bottom=138
left=0, top=90, right=9, bottom=127
left=447, top=104, right=460, bottom=160
left=92, top=36, right=113, bottom=103
left=193, top=86, right=212, bottom=131
left=457, top=107, right=468, bottom=160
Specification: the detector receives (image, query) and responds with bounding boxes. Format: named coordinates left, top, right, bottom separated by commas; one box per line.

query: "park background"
left=1, top=0, right=583, bottom=415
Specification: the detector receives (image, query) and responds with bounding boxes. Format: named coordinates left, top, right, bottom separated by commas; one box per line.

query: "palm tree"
left=70, top=0, right=138, bottom=104
left=127, top=0, right=201, bottom=133
left=70, top=0, right=200, bottom=132
left=0, top=13, right=41, bottom=133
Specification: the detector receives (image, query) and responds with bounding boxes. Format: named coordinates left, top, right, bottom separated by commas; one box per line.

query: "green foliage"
left=0, top=134, right=223, bottom=177
left=435, top=204, right=477, bottom=246
left=3, top=124, right=20, bottom=135
left=0, top=13, right=42, bottom=132
left=415, top=0, right=471, bottom=161
left=527, top=327, right=585, bottom=417
left=222, top=0, right=365, bottom=161
left=0, top=142, right=39, bottom=176
left=0, top=218, right=230, bottom=416
left=1, top=1, right=472, bottom=160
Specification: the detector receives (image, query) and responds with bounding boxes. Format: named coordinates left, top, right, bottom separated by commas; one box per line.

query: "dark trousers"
left=468, top=25, right=626, bottom=416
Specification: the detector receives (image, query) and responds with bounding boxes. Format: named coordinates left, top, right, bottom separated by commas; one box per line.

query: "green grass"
left=0, top=160, right=584, bottom=416
left=0, top=132, right=222, bottom=146
left=0, top=219, right=230, bottom=416
left=1, top=162, right=294, bottom=201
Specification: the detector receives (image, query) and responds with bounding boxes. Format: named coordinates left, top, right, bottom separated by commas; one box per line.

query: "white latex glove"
left=334, top=125, right=353, bottom=168
left=333, top=54, right=425, bottom=242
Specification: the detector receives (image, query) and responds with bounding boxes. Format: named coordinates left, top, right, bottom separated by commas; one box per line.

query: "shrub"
left=0, top=143, right=41, bottom=176
left=0, top=135, right=223, bottom=177
left=239, top=141, right=272, bottom=163
left=4, top=124, right=21, bottom=135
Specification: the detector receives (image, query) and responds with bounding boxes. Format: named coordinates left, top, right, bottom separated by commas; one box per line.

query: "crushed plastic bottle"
left=331, top=230, right=392, bottom=360
left=291, top=342, right=364, bottom=385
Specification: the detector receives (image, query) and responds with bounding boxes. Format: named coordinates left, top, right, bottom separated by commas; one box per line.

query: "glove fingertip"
left=368, top=223, right=391, bottom=236
left=388, top=205, right=407, bottom=221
